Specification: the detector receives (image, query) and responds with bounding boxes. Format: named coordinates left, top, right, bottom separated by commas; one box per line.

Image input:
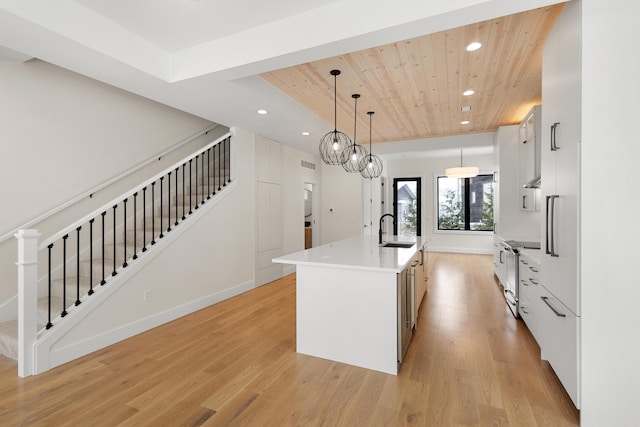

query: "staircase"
left=0, top=132, right=232, bottom=370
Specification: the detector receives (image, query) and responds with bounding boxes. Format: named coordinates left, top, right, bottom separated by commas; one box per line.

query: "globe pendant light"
left=341, top=94, right=369, bottom=173
left=360, top=111, right=383, bottom=179
left=319, top=70, right=352, bottom=165
left=445, top=148, right=479, bottom=178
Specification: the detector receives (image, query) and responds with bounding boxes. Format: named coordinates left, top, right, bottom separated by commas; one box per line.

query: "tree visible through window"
left=437, top=174, right=494, bottom=231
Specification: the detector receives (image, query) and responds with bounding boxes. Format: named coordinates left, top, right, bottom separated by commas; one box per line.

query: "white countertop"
left=273, top=234, right=428, bottom=273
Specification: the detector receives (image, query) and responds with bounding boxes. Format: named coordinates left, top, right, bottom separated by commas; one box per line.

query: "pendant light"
left=341, top=94, right=369, bottom=173
left=360, top=111, right=383, bottom=179
left=319, top=69, right=352, bottom=165
left=445, top=148, right=479, bottom=178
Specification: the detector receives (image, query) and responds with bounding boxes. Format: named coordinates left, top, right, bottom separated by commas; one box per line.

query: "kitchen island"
left=273, top=234, right=427, bottom=375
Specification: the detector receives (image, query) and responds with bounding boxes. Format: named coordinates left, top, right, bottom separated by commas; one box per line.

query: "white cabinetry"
left=256, top=136, right=283, bottom=286
left=494, top=125, right=540, bottom=241
left=519, top=106, right=541, bottom=212
left=518, top=253, right=542, bottom=343
left=538, top=0, right=581, bottom=408
left=493, top=236, right=506, bottom=285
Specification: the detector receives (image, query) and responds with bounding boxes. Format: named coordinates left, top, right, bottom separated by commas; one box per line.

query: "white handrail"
left=39, top=131, right=231, bottom=250
left=0, top=124, right=220, bottom=244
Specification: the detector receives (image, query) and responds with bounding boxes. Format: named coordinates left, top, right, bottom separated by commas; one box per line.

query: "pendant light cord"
left=333, top=73, right=337, bottom=132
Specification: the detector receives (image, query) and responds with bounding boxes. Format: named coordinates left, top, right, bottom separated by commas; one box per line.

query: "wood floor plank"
left=0, top=253, right=580, bottom=426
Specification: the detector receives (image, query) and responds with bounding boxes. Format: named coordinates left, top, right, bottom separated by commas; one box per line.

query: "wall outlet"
left=143, top=289, right=152, bottom=302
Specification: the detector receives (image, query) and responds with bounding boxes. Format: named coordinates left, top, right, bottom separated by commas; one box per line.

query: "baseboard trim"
left=48, top=279, right=254, bottom=370
left=428, top=246, right=493, bottom=255
left=282, top=265, right=296, bottom=276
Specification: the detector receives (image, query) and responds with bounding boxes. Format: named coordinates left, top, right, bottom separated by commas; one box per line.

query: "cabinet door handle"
left=529, top=266, right=539, bottom=273
left=499, top=250, right=504, bottom=264
left=545, top=196, right=552, bottom=255
left=540, top=296, right=566, bottom=317
left=521, top=306, right=529, bottom=314
left=551, top=122, right=560, bottom=151
left=546, top=195, right=559, bottom=257
left=550, top=195, right=560, bottom=257
left=520, top=279, right=529, bottom=287
left=529, top=278, right=539, bottom=285
left=522, top=195, right=527, bottom=209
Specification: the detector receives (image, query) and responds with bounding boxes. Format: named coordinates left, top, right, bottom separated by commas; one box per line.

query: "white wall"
left=384, top=150, right=495, bottom=254
left=0, top=59, right=220, bottom=307
left=281, top=145, right=320, bottom=258
left=581, top=0, right=639, bottom=425
left=319, top=162, right=364, bottom=245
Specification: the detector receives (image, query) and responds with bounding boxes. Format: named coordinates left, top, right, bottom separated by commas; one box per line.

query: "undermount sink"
left=381, top=242, right=415, bottom=248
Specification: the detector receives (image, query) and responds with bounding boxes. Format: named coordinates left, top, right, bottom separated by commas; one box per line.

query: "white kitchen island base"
left=296, top=264, right=399, bottom=375
left=274, top=234, right=427, bottom=376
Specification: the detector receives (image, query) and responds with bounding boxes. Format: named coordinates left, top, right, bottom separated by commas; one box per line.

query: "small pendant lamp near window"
left=341, top=94, right=369, bottom=173
left=360, top=111, right=383, bottom=179
left=319, top=69, right=352, bottom=165
left=445, top=148, right=479, bottom=178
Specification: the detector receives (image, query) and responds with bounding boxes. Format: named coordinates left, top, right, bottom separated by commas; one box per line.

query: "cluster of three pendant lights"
left=318, top=70, right=383, bottom=179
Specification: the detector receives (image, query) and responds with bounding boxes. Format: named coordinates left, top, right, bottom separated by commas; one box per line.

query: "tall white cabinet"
left=538, top=0, right=581, bottom=409
left=256, top=135, right=283, bottom=286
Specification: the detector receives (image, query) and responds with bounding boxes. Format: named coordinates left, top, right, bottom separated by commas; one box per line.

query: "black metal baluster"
left=62, top=234, right=68, bottom=317
left=189, top=159, right=193, bottom=214
left=227, top=137, right=232, bottom=183
left=182, top=163, right=186, bottom=220
left=142, top=187, right=147, bottom=252
left=201, top=152, right=206, bottom=205
left=46, top=244, right=53, bottom=329
left=217, top=142, right=222, bottom=191
left=194, top=156, right=199, bottom=210
left=151, top=182, right=156, bottom=245
left=133, top=193, right=138, bottom=260
left=160, top=177, right=165, bottom=237
left=123, top=198, right=128, bottom=267
left=89, top=219, right=94, bottom=295
left=112, top=205, right=118, bottom=276
left=207, top=148, right=211, bottom=199
left=175, top=167, right=179, bottom=226
left=213, top=144, right=217, bottom=195
left=75, top=226, right=81, bottom=306
left=101, top=212, right=106, bottom=285
left=223, top=137, right=227, bottom=186
left=167, top=172, right=172, bottom=232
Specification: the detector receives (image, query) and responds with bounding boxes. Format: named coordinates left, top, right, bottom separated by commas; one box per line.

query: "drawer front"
left=518, top=280, right=541, bottom=343
left=538, top=286, right=580, bottom=408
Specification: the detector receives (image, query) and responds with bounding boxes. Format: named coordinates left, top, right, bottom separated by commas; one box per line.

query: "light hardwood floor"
left=0, top=253, right=580, bottom=426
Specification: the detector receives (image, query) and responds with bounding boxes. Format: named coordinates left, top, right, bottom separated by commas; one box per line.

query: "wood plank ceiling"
left=261, top=3, right=565, bottom=145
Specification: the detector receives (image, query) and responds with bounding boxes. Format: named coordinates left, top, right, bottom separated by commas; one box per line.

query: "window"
left=393, top=177, right=421, bottom=236
left=437, top=174, right=494, bottom=231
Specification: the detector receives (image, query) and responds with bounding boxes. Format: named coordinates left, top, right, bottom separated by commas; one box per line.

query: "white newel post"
left=15, top=229, right=40, bottom=378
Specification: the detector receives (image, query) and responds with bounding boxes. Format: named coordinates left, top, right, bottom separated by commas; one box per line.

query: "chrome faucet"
left=379, top=213, right=395, bottom=244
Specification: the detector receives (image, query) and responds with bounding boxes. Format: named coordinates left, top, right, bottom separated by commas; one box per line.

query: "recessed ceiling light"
left=461, top=105, right=471, bottom=112
left=302, top=131, right=310, bottom=136
left=256, top=109, right=268, bottom=115
left=463, top=89, right=475, bottom=96
left=465, top=42, right=482, bottom=51
left=460, top=120, right=470, bottom=125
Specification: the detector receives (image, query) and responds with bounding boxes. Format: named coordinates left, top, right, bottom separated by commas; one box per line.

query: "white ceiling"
left=0, top=0, right=561, bottom=155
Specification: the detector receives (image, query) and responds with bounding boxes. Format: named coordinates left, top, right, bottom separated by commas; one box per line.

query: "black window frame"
left=393, top=177, right=421, bottom=237
left=436, top=174, right=494, bottom=232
